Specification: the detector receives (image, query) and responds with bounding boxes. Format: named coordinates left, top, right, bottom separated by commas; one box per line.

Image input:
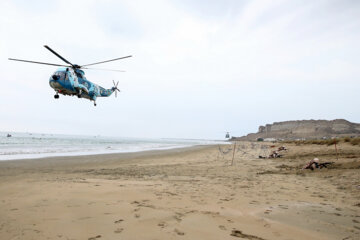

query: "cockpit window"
left=54, top=71, right=66, bottom=81
left=75, top=72, right=82, bottom=78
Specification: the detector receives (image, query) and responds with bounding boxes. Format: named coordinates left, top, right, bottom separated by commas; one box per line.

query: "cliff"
left=236, top=119, right=360, bottom=140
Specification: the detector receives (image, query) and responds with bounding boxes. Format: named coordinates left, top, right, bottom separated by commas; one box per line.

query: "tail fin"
left=99, top=81, right=120, bottom=97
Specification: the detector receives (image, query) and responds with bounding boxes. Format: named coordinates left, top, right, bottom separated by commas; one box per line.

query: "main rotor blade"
left=44, top=45, right=74, bottom=67
left=82, top=67, right=126, bottom=72
left=81, top=55, right=132, bottom=67
left=8, top=58, right=70, bottom=67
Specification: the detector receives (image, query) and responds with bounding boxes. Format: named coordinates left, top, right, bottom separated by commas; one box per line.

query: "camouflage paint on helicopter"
left=9, top=45, right=131, bottom=106
left=49, top=68, right=118, bottom=106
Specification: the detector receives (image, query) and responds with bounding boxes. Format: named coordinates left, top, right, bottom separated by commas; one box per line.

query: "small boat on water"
left=7, top=134, right=12, bottom=137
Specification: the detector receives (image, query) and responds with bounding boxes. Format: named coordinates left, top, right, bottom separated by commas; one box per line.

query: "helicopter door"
left=73, top=75, right=79, bottom=88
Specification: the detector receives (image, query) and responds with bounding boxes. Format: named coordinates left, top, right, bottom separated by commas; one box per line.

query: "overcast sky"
left=1, top=0, right=359, bottom=139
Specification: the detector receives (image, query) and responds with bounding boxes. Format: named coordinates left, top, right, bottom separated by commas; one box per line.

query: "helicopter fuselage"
left=49, top=67, right=114, bottom=105
left=9, top=45, right=127, bottom=106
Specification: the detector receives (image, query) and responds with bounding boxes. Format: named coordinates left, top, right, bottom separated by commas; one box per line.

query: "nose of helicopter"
left=49, top=78, right=61, bottom=89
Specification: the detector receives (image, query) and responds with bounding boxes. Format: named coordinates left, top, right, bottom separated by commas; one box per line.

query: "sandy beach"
left=0, top=142, right=359, bottom=240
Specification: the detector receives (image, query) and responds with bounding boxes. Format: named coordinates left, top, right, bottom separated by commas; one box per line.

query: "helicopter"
left=9, top=45, right=132, bottom=106
left=225, top=132, right=230, bottom=138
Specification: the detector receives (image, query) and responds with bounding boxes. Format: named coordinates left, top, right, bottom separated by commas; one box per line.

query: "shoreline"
left=0, top=144, right=215, bottom=162
left=0, top=141, right=359, bottom=240
left=0, top=131, right=229, bottom=161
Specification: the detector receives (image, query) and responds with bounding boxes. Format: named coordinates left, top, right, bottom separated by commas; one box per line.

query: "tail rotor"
left=112, top=80, right=120, bottom=97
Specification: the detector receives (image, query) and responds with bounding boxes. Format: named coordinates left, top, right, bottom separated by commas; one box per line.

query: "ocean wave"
left=0, top=132, right=228, bottom=160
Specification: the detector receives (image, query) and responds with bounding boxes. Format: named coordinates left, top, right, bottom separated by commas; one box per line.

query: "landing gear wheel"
left=94, top=102, right=97, bottom=106
left=54, top=94, right=59, bottom=99
left=77, top=90, right=82, bottom=98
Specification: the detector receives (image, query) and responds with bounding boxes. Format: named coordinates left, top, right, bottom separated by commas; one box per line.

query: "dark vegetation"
left=283, top=137, right=360, bottom=146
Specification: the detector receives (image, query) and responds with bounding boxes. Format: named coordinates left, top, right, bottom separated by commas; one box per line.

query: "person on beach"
left=302, top=158, right=319, bottom=170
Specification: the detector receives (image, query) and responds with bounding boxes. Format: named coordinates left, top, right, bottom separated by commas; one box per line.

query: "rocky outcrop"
left=236, top=119, right=360, bottom=140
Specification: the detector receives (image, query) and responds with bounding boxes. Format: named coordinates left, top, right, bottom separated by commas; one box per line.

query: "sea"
left=0, top=132, right=227, bottom=160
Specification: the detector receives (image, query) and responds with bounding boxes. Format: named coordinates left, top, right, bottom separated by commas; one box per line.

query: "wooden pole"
left=334, top=139, right=339, bottom=161
left=231, top=141, right=236, bottom=166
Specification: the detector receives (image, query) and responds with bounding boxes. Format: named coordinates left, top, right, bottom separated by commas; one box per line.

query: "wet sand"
left=0, top=143, right=359, bottom=240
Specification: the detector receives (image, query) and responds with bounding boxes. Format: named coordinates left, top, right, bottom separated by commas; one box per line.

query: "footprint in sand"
left=158, top=222, right=167, bottom=228
left=264, top=209, right=272, bottom=214
left=88, top=235, right=101, bottom=240
left=174, top=213, right=183, bottom=222
left=114, top=219, right=124, bottom=224
left=219, top=225, right=226, bottom=230
left=174, top=228, right=185, bottom=236
left=114, top=228, right=123, bottom=233
left=264, top=223, right=271, bottom=228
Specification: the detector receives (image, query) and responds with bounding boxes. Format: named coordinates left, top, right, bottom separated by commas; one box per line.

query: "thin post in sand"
left=334, top=139, right=339, bottom=161
left=231, top=141, right=237, bottom=166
